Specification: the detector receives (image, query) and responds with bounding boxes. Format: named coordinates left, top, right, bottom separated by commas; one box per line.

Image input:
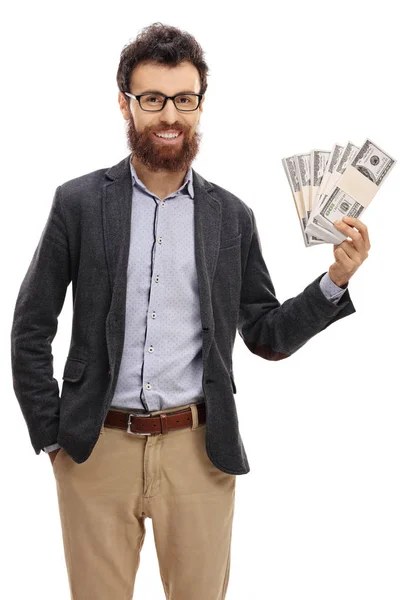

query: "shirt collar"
left=129, top=158, right=194, bottom=199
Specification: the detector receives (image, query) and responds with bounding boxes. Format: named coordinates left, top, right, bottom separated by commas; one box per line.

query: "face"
left=118, top=60, right=205, bottom=173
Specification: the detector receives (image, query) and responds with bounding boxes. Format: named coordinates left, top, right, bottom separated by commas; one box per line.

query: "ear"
left=199, top=95, right=205, bottom=114
left=118, top=92, right=130, bottom=121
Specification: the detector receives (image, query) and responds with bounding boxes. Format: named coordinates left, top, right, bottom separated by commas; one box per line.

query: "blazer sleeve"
left=10, top=186, right=71, bottom=454
left=237, top=207, right=356, bottom=360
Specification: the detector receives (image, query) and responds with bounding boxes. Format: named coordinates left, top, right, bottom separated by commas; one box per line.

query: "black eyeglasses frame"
left=123, top=91, right=203, bottom=112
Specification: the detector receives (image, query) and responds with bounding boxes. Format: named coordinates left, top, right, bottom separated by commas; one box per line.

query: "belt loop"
left=190, top=404, right=199, bottom=430
left=160, top=413, right=169, bottom=434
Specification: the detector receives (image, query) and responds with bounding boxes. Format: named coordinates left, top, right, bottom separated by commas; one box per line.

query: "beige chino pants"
left=52, top=402, right=236, bottom=599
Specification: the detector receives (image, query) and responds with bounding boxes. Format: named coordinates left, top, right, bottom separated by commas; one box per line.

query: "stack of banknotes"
left=282, top=139, right=396, bottom=246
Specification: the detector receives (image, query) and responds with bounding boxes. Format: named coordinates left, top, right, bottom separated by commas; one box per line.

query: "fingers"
left=334, top=245, right=354, bottom=271
left=334, top=216, right=371, bottom=253
left=333, top=220, right=365, bottom=256
left=335, top=240, right=361, bottom=264
left=344, top=216, right=371, bottom=251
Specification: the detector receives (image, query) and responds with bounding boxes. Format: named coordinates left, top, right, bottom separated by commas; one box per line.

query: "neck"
left=131, top=156, right=189, bottom=200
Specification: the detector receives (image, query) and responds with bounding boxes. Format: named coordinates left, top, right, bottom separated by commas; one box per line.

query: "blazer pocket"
left=62, top=357, right=87, bottom=382
left=219, top=233, right=242, bottom=251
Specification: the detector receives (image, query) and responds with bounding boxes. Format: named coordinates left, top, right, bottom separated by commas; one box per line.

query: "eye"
left=141, top=94, right=164, bottom=105
left=176, top=95, right=197, bottom=107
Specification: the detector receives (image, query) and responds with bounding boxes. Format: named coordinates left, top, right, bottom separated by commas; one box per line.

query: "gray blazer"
left=11, top=154, right=356, bottom=475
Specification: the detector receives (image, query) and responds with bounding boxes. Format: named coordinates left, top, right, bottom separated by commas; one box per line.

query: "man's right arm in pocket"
left=10, top=185, right=71, bottom=455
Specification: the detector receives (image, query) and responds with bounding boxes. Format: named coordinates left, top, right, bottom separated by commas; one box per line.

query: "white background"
left=2, top=1, right=399, bottom=598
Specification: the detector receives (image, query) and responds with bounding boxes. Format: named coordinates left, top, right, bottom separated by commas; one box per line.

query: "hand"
left=329, top=216, right=371, bottom=287
left=49, top=448, right=61, bottom=466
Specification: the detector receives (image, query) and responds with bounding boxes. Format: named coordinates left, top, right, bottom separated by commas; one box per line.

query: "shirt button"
left=161, top=201, right=165, bottom=207
left=151, top=311, right=156, bottom=318
left=148, top=346, right=154, bottom=353
left=157, top=236, right=162, bottom=244
left=145, top=383, right=152, bottom=390
left=155, top=275, right=160, bottom=282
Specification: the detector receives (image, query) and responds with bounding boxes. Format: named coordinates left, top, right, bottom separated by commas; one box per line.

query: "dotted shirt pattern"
left=110, top=159, right=205, bottom=413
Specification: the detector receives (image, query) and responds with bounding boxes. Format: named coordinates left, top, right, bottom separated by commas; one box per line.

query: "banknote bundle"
left=282, top=139, right=396, bottom=246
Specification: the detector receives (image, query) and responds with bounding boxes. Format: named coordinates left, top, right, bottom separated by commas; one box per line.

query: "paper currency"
left=295, top=154, right=311, bottom=217
left=282, top=152, right=340, bottom=245
left=313, top=142, right=360, bottom=240
left=282, top=156, right=322, bottom=247
left=315, top=139, right=396, bottom=242
left=283, top=138, right=396, bottom=246
left=306, top=144, right=343, bottom=231
left=305, top=143, right=358, bottom=244
left=305, top=144, right=345, bottom=244
left=317, top=144, right=344, bottom=204
left=311, top=150, right=330, bottom=210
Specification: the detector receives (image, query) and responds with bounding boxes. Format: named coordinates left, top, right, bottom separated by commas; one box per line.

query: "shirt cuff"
left=42, top=442, right=61, bottom=453
left=319, top=272, right=348, bottom=304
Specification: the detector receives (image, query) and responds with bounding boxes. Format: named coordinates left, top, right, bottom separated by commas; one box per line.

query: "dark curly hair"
left=116, top=22, right=210, bottom=97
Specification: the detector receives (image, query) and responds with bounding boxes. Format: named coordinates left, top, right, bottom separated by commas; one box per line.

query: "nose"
left=161, top=97, right=180, bottom=120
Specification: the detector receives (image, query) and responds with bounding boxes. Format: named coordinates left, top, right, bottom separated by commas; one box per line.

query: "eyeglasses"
left=124, top=91, right=203, bottom=112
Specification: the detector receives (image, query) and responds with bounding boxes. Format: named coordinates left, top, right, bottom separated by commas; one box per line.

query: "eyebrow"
left=139, top=89, right=197, bottom=95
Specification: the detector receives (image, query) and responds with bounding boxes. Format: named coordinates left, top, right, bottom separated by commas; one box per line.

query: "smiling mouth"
left=153, top=131, right=183, bottom=142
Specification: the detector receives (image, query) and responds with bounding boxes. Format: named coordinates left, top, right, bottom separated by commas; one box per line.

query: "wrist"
left=328, top=268, right=349, bottom=289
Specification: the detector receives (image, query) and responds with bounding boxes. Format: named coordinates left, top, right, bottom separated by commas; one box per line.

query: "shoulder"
left=55, top=164, right=114, bottom=218
left=58, top=166, right=108, bottom=199
left=57, top=154, right=129, bottom=201
left=196, top=172, right=254, bottom=228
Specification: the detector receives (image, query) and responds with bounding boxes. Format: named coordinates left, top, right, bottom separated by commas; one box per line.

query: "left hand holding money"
left=328, top=216, right=371, bottom=287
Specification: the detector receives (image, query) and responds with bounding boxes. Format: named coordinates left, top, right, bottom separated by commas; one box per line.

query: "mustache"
left=149, top=125, right=187, bottom=133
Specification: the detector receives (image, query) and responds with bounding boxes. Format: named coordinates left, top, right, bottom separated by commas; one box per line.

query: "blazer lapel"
left=103, top=155, right=133, bottom=293
left=192, top=169, right=221, bottom=359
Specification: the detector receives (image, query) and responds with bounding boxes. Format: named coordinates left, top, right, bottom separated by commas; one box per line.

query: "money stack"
left=282, top=139, right=396, bottom=246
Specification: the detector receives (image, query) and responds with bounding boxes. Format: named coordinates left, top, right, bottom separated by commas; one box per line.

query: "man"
left=11, top=22, right=369, bottom=600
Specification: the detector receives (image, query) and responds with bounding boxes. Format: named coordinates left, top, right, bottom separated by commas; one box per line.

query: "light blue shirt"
left=43, top=162, right=346, bottom=452
left=110, top=160, right=204, bottom=413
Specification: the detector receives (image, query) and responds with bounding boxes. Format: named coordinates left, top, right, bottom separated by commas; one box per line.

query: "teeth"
left=155, top=132, right=180, bottom=139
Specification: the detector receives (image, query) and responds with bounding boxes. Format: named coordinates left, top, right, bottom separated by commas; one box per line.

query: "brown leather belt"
left=104, top=402, right=206, bottom=436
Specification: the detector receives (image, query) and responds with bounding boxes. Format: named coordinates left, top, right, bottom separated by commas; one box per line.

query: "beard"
left=125, top=111, right=203, bottom=173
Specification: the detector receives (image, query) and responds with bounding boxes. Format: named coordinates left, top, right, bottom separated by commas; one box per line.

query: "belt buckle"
left=127, top=412, right=152, bottom=435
